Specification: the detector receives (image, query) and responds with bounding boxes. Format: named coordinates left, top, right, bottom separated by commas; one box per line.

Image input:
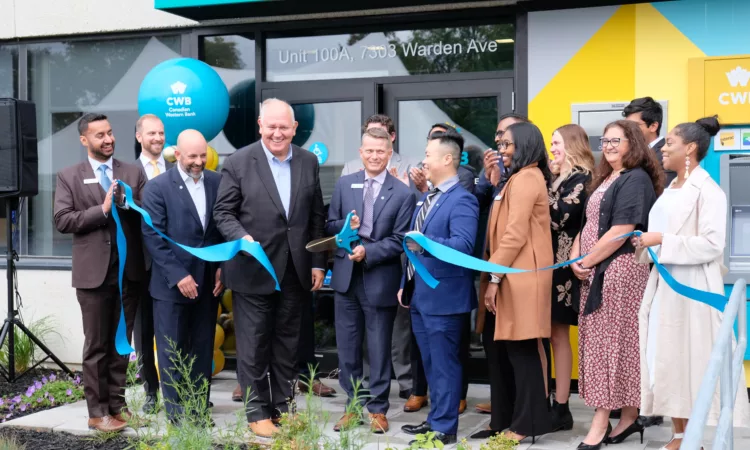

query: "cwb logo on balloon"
left=138, top=58, right=230, bottom=145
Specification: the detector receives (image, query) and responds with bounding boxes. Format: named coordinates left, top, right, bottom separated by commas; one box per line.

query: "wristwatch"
left=489, top=274, right=501, bottom=284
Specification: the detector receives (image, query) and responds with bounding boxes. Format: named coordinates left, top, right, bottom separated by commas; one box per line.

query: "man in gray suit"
left=341, top=114, right=417, bottom=399
left=133, top=114, right=173, bottom=413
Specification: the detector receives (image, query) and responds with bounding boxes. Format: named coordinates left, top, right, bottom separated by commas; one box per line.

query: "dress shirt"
left=649, top=136, right=664, bottom=149
left=177, top=163, right=207, bottom=230
left=424, top=174, right=459, bottom=217
left=261, top=141, right=292, bottom=219
left=139, top=153, right=167, bottom=180
left=364, top=169, right=387, bottom=200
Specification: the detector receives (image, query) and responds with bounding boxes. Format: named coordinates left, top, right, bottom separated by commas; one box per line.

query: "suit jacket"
left=325, top=171, right=416, bottom=307
left=138, top=158, right=174, bottom=271
left=141, top=167, right=223, bottom=303
left=652, top=138, right=677, bottom=188
left=54, top=158, right=147, bottom=289
left=479, top=164, right=553, bottom=341
left=214, top=141, right=326, bottom=295
left=403, top=182, right=479, bottom=315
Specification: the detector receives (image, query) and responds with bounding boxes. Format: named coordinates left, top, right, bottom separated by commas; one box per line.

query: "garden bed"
left=0, top=369, right=84, bottom=423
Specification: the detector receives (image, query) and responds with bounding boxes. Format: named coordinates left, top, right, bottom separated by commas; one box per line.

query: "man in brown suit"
left=54, top=113, right=147, bottom=432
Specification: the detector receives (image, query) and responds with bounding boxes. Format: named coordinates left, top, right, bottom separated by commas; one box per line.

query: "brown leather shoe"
left=299, top=380, right=336, bottom=397
left=333, top=413, right=363, bottom=432
left=113, top=409, right=132, bottom=423
left=271, top=417, right=282, bottom=426
left=249, top=419, right=279, bottom=438
left=88, top=415, right=127, bottom=432
left=369, top=413, right=389, bottom=433
left=475, top=402, right=491, bottom=414
left=232, top=383, right=243, bottom=402
left=459, top=400, right=467, bottom=415
left=403, top=395, right=428, bottom=412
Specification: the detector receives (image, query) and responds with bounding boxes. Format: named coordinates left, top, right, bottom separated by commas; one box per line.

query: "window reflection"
left=0, top=45, right=19, bottom=256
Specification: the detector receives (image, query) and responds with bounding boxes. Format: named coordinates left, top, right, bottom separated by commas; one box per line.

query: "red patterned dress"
left=578, top=175, right=650, bottom=410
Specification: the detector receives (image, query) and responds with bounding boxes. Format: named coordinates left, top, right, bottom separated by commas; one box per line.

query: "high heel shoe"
left=660, top=433, right=683, bottom=450
left=577, top=422, right=612, bottom=450
left=604, top=419, right=645, bottom=444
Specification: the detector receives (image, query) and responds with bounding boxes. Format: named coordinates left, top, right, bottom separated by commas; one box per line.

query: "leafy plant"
left=479, top=434, right=519, bottom=450
left=127, top=352, right=142, bottom=387
left=0, top=372, right=83, bottom=422
left=0, top=316, right=61, bottom=373
left=0, top=435, right=25, bottom=450
left=408, top=431, right=445, bottom=450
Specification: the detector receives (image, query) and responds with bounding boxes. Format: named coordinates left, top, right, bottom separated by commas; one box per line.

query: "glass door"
left=261, top=81, right=376, bottom=205
left=383, top=78, right=514, bottom=171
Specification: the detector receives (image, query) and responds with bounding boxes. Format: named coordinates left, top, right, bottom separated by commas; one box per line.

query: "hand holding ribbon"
left=110, top=180, right=280, bottom=356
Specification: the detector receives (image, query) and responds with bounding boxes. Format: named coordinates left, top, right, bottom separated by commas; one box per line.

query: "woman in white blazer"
left=633, top=116, right=750, bottom=450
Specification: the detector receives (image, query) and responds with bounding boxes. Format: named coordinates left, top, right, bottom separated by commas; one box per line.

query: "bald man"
left=141, top=129, right=225, bottom=424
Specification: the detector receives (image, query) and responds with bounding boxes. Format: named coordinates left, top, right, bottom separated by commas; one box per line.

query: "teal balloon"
left=291, top=104, right=315, bottom=147
left=224, top=78, right=256, bottom=150
left=138, top=58, right=229, bottom=145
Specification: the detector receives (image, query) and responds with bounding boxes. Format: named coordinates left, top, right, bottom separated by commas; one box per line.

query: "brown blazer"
left=477, top=164, right=553, bottom=341
left=54, top=158, right=147, bottom=289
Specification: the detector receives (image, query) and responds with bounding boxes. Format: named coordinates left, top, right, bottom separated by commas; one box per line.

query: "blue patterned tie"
left=359, top=179, right=374, bottom=241
left=99, top=165, right=112, bottom=192
left=407, top=188, right=439, bottom=280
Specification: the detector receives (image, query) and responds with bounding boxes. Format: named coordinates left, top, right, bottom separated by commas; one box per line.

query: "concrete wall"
left=0, top=269, right=83, bottom=365
left=0, top=0, right=195, bottom=40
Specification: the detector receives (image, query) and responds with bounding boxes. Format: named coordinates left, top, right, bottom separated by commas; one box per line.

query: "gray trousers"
left=363, top=304, right=412, bottom=392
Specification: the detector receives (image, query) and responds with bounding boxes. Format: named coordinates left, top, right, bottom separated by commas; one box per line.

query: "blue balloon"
left=138, top=58, right=229, bottom=145
left=308, top=142, right=329, bottom=165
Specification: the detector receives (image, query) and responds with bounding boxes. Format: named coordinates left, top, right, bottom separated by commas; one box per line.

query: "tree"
left=203, top=36, right=246, bottom=70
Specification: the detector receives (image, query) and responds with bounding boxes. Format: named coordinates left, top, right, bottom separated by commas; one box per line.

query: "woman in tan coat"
left=481, top=122, right=554, bottom=442
left=634, top=116, right=750, bottom=450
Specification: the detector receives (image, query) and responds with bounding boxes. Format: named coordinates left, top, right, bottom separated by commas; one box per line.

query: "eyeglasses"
left=599, top=137, right=628, bottom=149
left=498, top=141, right=514, bottom=150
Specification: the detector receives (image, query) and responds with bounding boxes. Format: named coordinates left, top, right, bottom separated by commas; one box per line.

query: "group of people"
left=53, top=95, right=749, bottom=449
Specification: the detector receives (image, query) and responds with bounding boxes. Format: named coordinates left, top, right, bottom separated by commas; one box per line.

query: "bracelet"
left=489, top=274, right=501, bottom=284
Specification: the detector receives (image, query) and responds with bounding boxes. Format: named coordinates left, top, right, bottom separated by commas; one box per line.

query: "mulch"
left=0, top=369, right=72, bottom=398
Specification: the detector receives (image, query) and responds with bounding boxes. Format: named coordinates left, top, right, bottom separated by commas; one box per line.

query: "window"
left=26, top=36, right=182, bottom=257
left=0, top=45, right=19, bottom=256
left=266, top=24, right=514, bottom=82
left=200, top=35, right=256, bottom=160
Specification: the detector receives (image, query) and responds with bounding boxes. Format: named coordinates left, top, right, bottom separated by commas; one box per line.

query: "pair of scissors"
left=305, top=211, right=361, bottom=255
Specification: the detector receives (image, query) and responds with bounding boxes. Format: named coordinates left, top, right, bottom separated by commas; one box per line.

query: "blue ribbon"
left=111, top=180, right=280, bottom=356
left=403, top=230, right=728, bottom=312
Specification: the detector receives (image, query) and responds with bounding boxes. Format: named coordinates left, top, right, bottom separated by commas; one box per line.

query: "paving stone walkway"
left=2, top=371, right=748, bottom=449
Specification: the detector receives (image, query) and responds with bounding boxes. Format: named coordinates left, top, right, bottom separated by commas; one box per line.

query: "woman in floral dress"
left=570, top=120, right=663, bottom=450
left=547, top=124, right=594, bottom=432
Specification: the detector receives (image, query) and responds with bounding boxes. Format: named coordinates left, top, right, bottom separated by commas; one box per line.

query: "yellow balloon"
left=206, top=145, right=219, bottom=171
left=217, top=304, right=222, bottom=322
left=163, top=145, right=177, bottom=163
left=223, top=333, right=236, bottom=352
left=212, top=350, right=225, bottom=376
left=214, top=324, right=225, bottom=350
left=221, top=290, right=233, bottom=313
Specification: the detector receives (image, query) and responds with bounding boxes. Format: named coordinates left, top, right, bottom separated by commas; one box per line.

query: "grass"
left=0, top=316, right=61, bottom=374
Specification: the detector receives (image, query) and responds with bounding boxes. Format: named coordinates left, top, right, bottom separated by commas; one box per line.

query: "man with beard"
left=140, top=129, right=224, bottom=425
left=54, top=113, right=147, bottom=432
left=134, top=114, right=173, bottom=413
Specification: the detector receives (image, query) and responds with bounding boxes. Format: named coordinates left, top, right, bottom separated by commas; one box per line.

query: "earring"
left=684, top=155, right=690, bottom=180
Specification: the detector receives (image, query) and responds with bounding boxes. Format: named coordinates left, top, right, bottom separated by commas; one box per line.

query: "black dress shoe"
left=639, top=415, right=663, bottom=427
left=399, top=389, right=412, bottom=400
left=402, top=421, right=431, bottom=435
left=470, top=429, right=502, bottom=439
left=578, top=422, right=612, bottom=450
left=409, top=432, right=457, bottom=447
left=142, top=394, right=158, bottom=414
left=208, top=401, right=214, bottom=408
left=605, top=420, right=644, bottom=444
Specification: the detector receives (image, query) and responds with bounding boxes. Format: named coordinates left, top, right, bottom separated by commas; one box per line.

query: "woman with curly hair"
left=570, top=120, right=663, bottom=449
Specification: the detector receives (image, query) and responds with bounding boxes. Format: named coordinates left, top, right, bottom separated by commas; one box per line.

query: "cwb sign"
left=138, top=58, right=230, bottom=145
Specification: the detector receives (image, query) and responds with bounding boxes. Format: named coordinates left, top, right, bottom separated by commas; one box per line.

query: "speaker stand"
left=0, top=197, right=73, bottom=382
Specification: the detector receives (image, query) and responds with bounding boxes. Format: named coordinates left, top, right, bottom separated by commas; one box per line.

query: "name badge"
left=351, top=183, right=364, bottom=189
left=84, top=178, right=98, bottom=185
left=416, top=201, right=424, bottom=206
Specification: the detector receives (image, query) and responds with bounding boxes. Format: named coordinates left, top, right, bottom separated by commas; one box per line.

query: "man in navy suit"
left=400, top=130, right=479, bottom=445
left=326, top=127, right=416, bottom=433
left=140, top=129, right=224, bottom=424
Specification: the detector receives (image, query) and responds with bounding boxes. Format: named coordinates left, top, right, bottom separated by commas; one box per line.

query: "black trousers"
left=412, top=314, right=470, bottom=400
left=484, top=313, right=552, bottom=436
left=153, top=292, right=217, bottom=421
left=297, top=290, right=318, bottom=379
left=234, top=260, right=306, bottom=422
left=134, top=272, right=159, bottom=396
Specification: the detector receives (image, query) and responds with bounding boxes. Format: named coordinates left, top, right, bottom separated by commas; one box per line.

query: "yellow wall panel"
left=529, top=5, right=636, bottom=144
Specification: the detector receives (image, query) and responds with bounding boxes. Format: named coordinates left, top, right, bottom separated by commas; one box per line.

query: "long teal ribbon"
left=111, top=180, right=280, bottom=356
left=403, top=230, right=728, bottom=312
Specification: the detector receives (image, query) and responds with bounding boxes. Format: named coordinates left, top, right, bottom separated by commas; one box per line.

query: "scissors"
left=305, top=211, right=361, bottom=255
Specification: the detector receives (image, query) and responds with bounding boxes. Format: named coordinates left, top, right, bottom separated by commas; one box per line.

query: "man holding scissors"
left=317, top=127, right=415, bottom=433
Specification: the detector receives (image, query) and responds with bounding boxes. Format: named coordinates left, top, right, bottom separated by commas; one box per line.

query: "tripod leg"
left=0, top=319, right=12, bottom=351
left=13, top=319, right=74, bottom=376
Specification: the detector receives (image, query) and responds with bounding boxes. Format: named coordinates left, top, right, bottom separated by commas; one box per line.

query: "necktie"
left=359, top=179, right=375, bottom=241
left=407, top=188, right=439, bottom=280
left=98, top=165, right=112, bottom=192
left=150, top=160, right=161, bottom=176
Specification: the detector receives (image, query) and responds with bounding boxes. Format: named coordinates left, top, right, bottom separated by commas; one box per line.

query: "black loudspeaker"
left=0, top=98, right=38, bottom=198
